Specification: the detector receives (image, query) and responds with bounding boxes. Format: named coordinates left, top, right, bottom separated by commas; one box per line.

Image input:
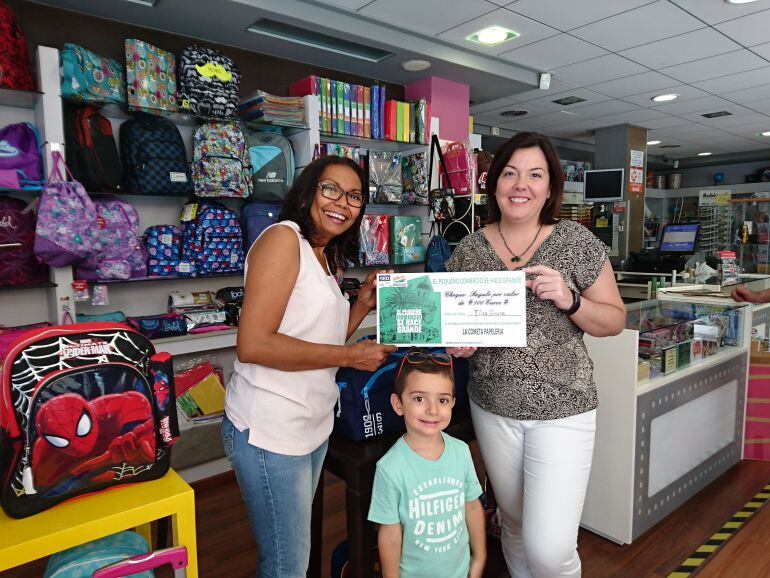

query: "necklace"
left=498, top=222, right=542, bottom=264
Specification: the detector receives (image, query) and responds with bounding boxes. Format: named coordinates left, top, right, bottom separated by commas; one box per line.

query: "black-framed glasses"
left=318, top=181, right=365, bottom=208
left=396, top=350, right=453, bottom=381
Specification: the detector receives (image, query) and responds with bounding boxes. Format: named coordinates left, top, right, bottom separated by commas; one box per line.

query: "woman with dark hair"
left=446, top=132, right=625, bottom=577
left=222, top=155, right=396, bottom=577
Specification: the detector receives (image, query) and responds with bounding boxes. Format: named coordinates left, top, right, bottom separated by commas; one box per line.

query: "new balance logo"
left=0, top=140, right=19, bottom=158
left=266, top=172, right=277, bottom=179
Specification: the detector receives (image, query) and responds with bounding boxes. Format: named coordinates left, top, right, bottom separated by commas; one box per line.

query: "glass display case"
left=626, top=300, right=747, bottom=382
left=731, top=197, right=770, bottom=273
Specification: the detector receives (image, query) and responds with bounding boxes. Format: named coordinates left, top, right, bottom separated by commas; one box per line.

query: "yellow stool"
left=0, top=469, right=198, bottom=577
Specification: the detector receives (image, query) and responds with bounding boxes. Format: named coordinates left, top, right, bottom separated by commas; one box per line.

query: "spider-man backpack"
left=0, top=323, right=179, bottom=518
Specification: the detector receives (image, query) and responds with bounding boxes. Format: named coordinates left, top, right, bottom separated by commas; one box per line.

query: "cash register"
left=628, top=222, right=700, bottom=273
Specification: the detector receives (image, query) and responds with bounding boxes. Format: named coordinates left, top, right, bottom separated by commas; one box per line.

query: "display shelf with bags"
left=0, top=88, right=43, bottom=109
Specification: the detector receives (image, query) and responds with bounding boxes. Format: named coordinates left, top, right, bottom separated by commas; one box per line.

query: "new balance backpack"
left=333, top=347, right=469, bottom=442
left=192, top=121, right=251, bottom=198
left=0, top=122, right=42, bottom=190
left=0, top=1, right=35, bottom=91
left=180, top=201, right=244, bottom=275
left=0, top=323, right=179, bottom=518
left=119, top=114, right=192, bottom=196
left=64, top=106, right=123, bottom=193
left=60, top=43, right=126, bottom=105
left=241, top=200, right=282, bottom=251
left=0, top=195, right=48, bottom=287
left=34, top=151, right=98, bottom=268
left=75, top=198, right=146, bottom=280
left=246, top=130, right=294, bottom=201
left=178, top=45, right=240, bottom=119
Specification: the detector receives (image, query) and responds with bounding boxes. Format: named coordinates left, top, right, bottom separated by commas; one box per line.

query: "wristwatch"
left=565, top=288, right=581, bottom=316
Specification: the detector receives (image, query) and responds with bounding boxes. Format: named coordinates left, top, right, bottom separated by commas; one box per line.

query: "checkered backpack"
left=180, top=201, right=244, bottom=275
left=192, top=121, right=251, bottom=198
left=119, top=114, right=192, bottom=195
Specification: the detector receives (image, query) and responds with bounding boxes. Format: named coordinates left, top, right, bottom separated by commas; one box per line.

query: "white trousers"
left=470, top=401, right=597, bottom=578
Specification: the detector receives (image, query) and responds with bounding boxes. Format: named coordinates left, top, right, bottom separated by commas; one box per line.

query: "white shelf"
left=0, top=88, right=42, bottom=109
left=152, top=328, right=237, bottom=356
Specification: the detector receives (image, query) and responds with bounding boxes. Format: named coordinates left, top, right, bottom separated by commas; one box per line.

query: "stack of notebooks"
left=238, top=90, right=306, bottom=127
left=558, top=204, right=592, bottom=228
left=175, top=361, right=225, bottom=423
left=289, top=75, right=430, bottom=144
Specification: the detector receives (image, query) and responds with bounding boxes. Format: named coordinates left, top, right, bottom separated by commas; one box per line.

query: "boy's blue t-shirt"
left=368, top=432, right=482, bottom=578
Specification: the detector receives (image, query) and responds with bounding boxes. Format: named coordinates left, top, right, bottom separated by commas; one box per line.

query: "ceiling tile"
left=721, top=83, right=770, bottom=106
left=684, top=110, right=770, bottom=129
left=499, top=112, right=576, bottom=130
left=323, top=0, right=374, bottom=9
left=668, top=0, right=770, bottom=25
left=469, top=78, right=578, bottom=111
left=524, top=87, right=611, bottom=112
left=622, top=84, right=710, bottom=108
left=692, top=66, right=770, bottom=95
left=473, top=101, right=552, bottom=124
left=655, top=95, right=735, bottom=115
left=552, top=54, right=647, bottom=86
left=587, top=71, right=678, bottom=98
left=504, top=0, right=656, bottom=32
left=436, top=7, right=559, bottom=54
left=640, top=115, right=692, bottom=129
left=659, top=50, right=768, bottom=84
left=743, top=99, right=770, bottom=115
left=565, top=99, right=641, bottom=118
left=359, top=0, right=498, bottom=36
left=715, top=8, right=770, bottom=47
left=620, top=28, right=741, bottom=69
left=497, top=33, right=607, bottom=70
left=570, top=1, right=704, bottom=52
left=751, top=41, right=770, bottom=61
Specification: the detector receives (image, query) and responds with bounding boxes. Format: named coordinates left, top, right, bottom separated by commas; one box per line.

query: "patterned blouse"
left=446, top=219, right=607, bottom=421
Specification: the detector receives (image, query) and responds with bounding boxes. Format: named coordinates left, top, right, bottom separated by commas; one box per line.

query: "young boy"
left=368, top=349, right=486, bottom=578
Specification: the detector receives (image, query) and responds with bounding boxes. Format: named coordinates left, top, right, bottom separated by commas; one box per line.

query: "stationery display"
left=376, top=271, right=527, bottom=347
left=389, top=215, right=424, bottom=264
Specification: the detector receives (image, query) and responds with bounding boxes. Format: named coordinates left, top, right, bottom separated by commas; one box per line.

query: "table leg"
left=346, top=486, right=376, bottom=578
left=171, top=492, right=199, bottom=578
left=308, top=468, right=325, bottom=578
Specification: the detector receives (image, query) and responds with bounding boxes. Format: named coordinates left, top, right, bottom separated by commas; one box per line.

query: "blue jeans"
left=221, top=415, right=328, bottom=578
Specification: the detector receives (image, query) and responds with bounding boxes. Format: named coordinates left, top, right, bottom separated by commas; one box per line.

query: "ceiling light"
left=725, top=0, right=757, bottom=4
left=697, top=152, right=712, bottom=156
left=401, top=59, right=431, bottom=72
left=758, top=131, right=770, bottom=137
left=652, top=93, right=679, bottom=103
left=647, top=140, right=661, bottom=145
left=499, top=110, right=528, bottom=117
left=247, top=19, right=393, bottom=63
left=466, top=26, right=519, bottom=46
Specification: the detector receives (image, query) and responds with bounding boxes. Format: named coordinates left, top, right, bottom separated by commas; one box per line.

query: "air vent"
left=702, top=111, right=732, bottom=118
left=659, top=144, right=681, bottom=149
left=500, top=110, right=528, bottom=117
left=552, top=96, right=586, bottom=106
left=247, top=19, right=393, bottom=63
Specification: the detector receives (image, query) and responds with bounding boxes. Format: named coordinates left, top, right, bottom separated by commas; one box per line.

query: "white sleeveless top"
left=225, top=221, right=350, bottom=455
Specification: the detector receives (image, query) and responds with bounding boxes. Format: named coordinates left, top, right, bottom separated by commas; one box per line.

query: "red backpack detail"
left=0, top=323, right=179, bottom=518
left=0, top=2, right=35, bottom=91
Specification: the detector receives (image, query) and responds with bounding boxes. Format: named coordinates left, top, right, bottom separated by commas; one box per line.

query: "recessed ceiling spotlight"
left=697, top=152, right=713, bottom=156
left=647, top=140, right=661, bottom=145
left=725, top=0, right=757, bottom=4
left=651, top=93, right=679, bottom=103
left=499, top=110, right=528, bottom=117
left=757, top=131, right=770, bottom=137
left=401, top=59, right=431, bottom=72
left=466, top=26, right=519, bottom=46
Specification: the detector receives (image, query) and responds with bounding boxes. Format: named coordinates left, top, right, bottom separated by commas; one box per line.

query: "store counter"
left=581, top=299, right=750, bottom=544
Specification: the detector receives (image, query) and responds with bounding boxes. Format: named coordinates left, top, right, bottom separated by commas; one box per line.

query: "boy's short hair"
left=393, top=349, right=455, bottom=398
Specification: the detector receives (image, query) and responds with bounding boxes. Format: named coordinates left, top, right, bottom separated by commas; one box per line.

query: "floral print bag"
left=125, top=39, right=178, bottom=113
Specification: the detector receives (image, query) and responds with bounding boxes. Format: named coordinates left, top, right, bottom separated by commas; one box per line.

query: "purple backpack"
left=76, top=198, right=147, bottom=280
left=34, top=151, right=98, bottom=267
left=0, top=195, right=48, bottom=286
left=0, top=123, right=42, bottom=190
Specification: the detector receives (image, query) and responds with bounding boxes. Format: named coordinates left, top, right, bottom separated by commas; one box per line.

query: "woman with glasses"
left=446, top=132, right=625, bottom=578
left=222, top=155, right=397, bottom=578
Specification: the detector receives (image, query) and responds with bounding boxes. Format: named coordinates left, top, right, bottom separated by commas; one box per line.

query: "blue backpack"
left=241, top=200, right=282, bottom=251
left=246, top=129, right=295, bottom=201
left=45, top=531, right=152, bottom=578
left=180, top=201, right=244, bottom=275
left=425, top=235, right=452, bottom=272
left=119, top=114, right=192, bottom=196
left=333, top=347, right=469, bottom=442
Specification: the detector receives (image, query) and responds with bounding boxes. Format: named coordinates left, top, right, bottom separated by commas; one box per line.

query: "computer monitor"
left=659, top=223, right=699, bottom=253
left=583, top=168, right=624, bottom=202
